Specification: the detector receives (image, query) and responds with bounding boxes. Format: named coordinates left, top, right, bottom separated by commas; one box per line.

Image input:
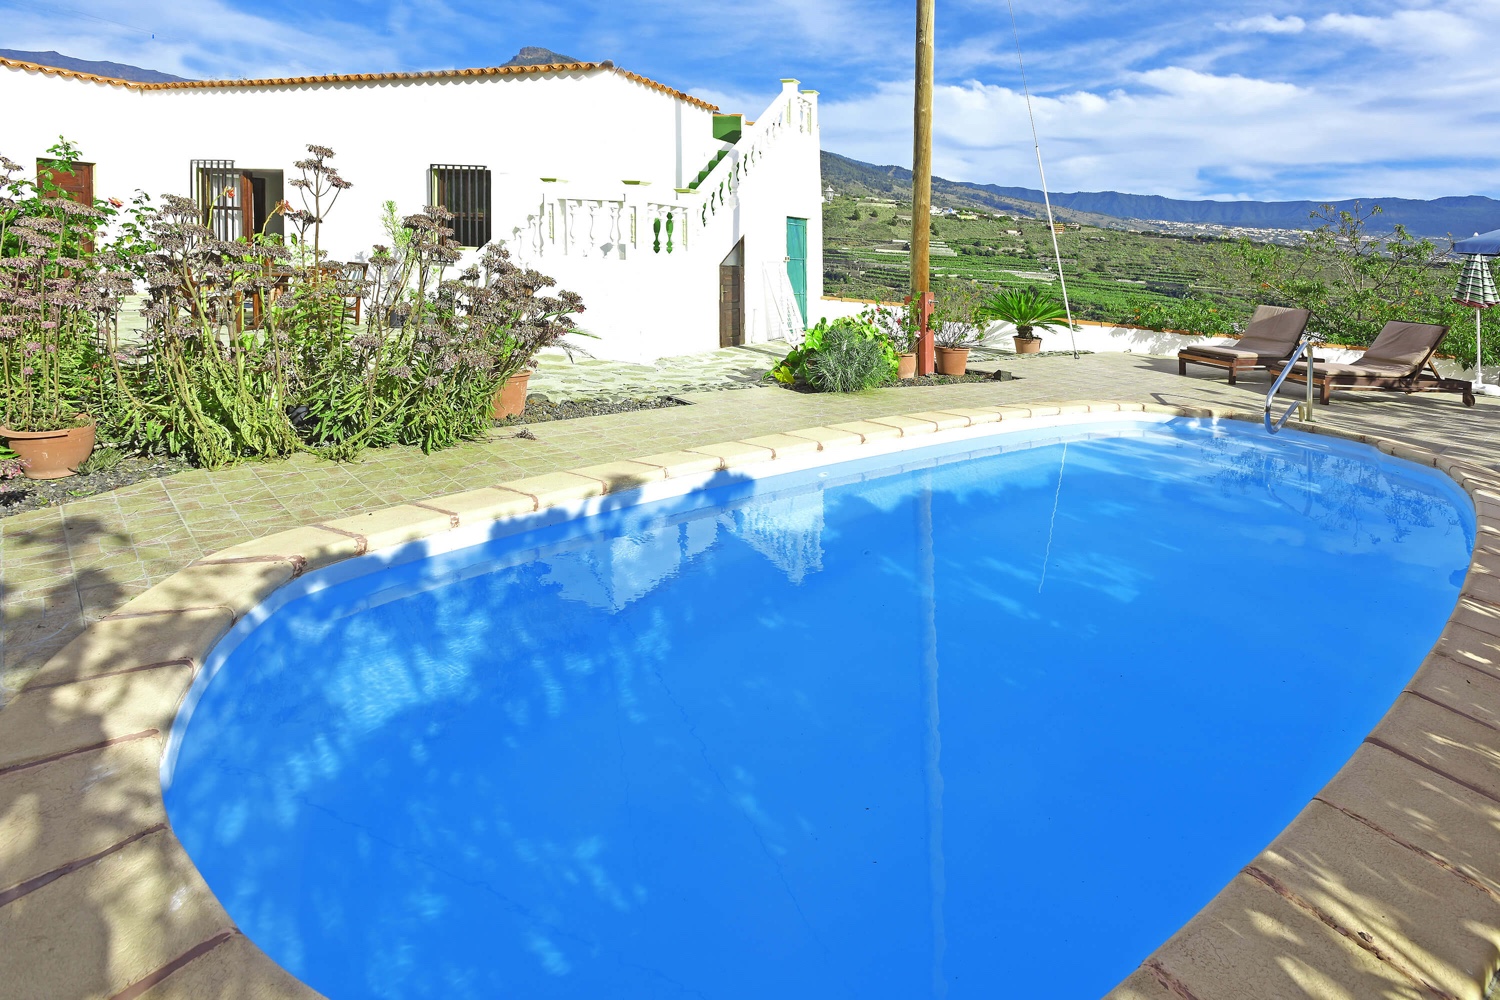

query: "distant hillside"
left=821, top=151, right=1121, bottom=229
left=0, top=48, right=187, bottom=83
left=823, top=150, right=1500, bottom=238
left=501, top=47, right=581, bottom=66
left=983, top=186, right=1500, bottom=239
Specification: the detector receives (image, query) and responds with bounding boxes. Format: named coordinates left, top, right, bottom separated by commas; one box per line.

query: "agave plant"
left=979, top=285, right=1070, bottom=339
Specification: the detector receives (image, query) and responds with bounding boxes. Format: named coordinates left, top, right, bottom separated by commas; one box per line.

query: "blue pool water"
left=165, top=417, right=1474, bottom=999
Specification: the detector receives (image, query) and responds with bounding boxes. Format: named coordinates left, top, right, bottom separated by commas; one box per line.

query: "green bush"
left=768, top=316, right=898, bottom=391
left=807, top=322, right=889, bottom=392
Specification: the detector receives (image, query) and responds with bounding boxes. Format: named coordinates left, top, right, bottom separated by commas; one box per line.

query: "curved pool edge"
left=1, top=399, right=1495, bottom=1000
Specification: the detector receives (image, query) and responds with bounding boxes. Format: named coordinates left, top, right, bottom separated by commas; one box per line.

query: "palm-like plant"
left=979, top=286, right=1070, bottom=339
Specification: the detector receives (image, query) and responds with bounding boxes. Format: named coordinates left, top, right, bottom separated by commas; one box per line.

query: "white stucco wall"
left=814, top=302, right=1371, bottom=361
left=0, top=62, right=822, bottom=362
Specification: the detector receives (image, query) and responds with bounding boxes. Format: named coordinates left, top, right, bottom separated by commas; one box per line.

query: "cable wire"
left=1006, top=0, right=1078, bottom=360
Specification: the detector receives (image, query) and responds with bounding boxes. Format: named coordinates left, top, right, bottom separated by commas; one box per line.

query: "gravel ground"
left=496, top=395, right=689, bottom=427
left=777, top=370, right=1017, bottom=394
left=1, top=454, right=193, bottom=519
left=889, top=370, right=1016, bottom=387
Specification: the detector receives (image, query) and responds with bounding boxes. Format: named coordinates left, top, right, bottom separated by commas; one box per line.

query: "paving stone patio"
left=4, top=350, right=1498, bottom=700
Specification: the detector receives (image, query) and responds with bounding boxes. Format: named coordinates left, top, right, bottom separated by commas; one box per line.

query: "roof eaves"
left=0, top=54, right=721, bottom=111
left=609, top=66, right=718, bottom=111
left=0, top=54, right=135, bottom=88
left=135, top=60, right=604, bottom=91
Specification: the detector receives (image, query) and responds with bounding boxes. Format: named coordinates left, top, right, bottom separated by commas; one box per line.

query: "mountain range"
left=0, top=48, right=188, bottom=83
left=822, top=151, right=1500, bottom=239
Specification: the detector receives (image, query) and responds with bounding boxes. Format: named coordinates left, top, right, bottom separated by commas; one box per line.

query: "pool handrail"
left=1264, top=335, right=1315, bottom=433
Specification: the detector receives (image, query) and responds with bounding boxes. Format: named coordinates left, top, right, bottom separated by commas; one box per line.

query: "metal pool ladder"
left=1265, top=336, right=1316, bottom=433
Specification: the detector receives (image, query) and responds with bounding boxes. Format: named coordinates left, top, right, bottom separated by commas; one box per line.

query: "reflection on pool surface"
left=165, top=418, right=1474, bottom=999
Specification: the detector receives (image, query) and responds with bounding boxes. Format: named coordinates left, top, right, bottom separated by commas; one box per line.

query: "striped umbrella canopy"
left=1455, top=254, right=1500, bottom=308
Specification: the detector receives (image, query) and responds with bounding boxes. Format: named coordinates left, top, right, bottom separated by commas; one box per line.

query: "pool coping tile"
left=633, top=450, right=726, bottom=478
left=737, top=433, right=823, bottom=459
left=781, top=426, right=865, bottom=451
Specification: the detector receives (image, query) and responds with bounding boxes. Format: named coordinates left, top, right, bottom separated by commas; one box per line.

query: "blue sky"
left=4, top=0, right=1499, bottom=200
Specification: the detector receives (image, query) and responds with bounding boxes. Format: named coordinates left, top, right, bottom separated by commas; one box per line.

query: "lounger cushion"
left=1361, top=321, right=1447, bottom=368
left=1180, top=344, right=1282, bottom=362
left=1276, top=359, right=1421, bottom=379
left=1232, top=304, right=1312, bottom=356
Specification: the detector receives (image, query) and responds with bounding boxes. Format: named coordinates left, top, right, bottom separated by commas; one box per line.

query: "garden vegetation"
left=0, top=140, right=585, bottom=476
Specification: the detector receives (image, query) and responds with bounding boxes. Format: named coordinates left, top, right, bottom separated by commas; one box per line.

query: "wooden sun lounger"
left=1177, top=305, right=1311, bottom=384
left=1267, top=320, right=1474, bottom=407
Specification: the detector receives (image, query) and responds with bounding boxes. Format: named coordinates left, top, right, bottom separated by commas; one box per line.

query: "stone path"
left=5, top=351, right=1498, bottom=699
left=529, top=343, right=785, bottom=401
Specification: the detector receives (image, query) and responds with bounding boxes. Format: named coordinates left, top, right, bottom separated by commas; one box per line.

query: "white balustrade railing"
left=507, top=91, right=816, bottom=264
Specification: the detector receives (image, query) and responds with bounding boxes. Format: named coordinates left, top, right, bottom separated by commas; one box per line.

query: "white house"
left=0, top=54, right=825, bottom=362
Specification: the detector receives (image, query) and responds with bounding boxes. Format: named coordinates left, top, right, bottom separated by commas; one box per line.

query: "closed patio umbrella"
left=1452, top=249, right=1500, bottom=396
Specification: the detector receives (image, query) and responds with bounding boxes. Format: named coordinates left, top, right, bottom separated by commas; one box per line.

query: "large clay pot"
left=897, top=352, right=917, bottom=380
left=492, top=370, right=532, bottom=419
left=1013, top=336, right=1043, bottom=355
left=934, top=346, right=969, bottom=376
left=2, top=417, right=96, bottom=479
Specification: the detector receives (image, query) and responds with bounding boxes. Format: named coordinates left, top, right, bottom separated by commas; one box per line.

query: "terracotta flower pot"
left=491, top=370, right=533, bottom=419
left=2, top=417, right=96, bottom=479
left=897, top=352, right=917, bottom=380
left=934, top=346, right=969, bottom=376
left=1013, top=336, right=1043, bottom=355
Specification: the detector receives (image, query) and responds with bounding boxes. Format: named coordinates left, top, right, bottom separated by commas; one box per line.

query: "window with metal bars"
left=428, top=164, right=492, bottom=247
left=191, top=159, right=243, bottom=241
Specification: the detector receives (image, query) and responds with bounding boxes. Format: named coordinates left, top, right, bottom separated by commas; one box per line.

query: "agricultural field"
left=822, top=195, right=1251, bottom=333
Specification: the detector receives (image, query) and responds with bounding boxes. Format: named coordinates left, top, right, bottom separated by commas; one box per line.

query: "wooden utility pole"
left=912, top=0, right=936, bottom=374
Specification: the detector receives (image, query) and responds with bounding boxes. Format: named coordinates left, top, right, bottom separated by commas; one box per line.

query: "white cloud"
left=1313, top=8, right=1481, bottom=53
left=821, top=0, right=1500, bottom=200
left=820, top=55, right=1500, bottom=201
left=1221, top=15, right=1305, bottom=35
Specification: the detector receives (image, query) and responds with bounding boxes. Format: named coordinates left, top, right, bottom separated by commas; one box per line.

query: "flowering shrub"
left=0, top=141, right=587, bottom=468
left=0, top=445, right=26, bottom=498
left=0, top=145, right=122, bottom=432
left=108, top=191, right=301, bottom=466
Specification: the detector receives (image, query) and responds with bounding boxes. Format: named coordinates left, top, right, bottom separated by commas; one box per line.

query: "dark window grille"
left=428, top=164, right=492, bottom=247
left=191, top=159, right=241, bottom=240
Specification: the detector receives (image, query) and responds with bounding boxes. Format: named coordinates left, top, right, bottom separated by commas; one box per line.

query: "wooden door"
left=719, top=239, right=744, bottom=347
left=37, top=160, right=95, bottom=252
left=239, top=173, right=255, bottom=240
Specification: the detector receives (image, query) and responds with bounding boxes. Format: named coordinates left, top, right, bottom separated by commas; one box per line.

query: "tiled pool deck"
left=6, top=351, right=1500, bottom=998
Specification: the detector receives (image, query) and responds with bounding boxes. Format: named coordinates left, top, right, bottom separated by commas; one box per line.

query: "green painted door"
left=786, top=217, right=808, bottom=327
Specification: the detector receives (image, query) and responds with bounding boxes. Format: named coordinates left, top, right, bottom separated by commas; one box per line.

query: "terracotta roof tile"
left=0, top=56, right=719, bottom=111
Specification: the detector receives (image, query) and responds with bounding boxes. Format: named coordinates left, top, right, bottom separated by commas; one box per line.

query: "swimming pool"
left=163, top=415, right=1474, bottom=999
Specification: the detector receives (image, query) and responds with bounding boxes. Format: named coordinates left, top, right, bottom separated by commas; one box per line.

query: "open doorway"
left=719, top=238, right=744, bottom=347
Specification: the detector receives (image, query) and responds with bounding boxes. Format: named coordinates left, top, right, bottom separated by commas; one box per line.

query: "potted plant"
left=0, top=148, right=109, bottom=478
left=933, top=322, right=975, bottom=375
left=862, top=302, right=917, bottom=378
left=979, top=285, right=1070, bottom=355
left=492, top=368, right=533, bottom=419
left=933, top=285, right=984, bottom=375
